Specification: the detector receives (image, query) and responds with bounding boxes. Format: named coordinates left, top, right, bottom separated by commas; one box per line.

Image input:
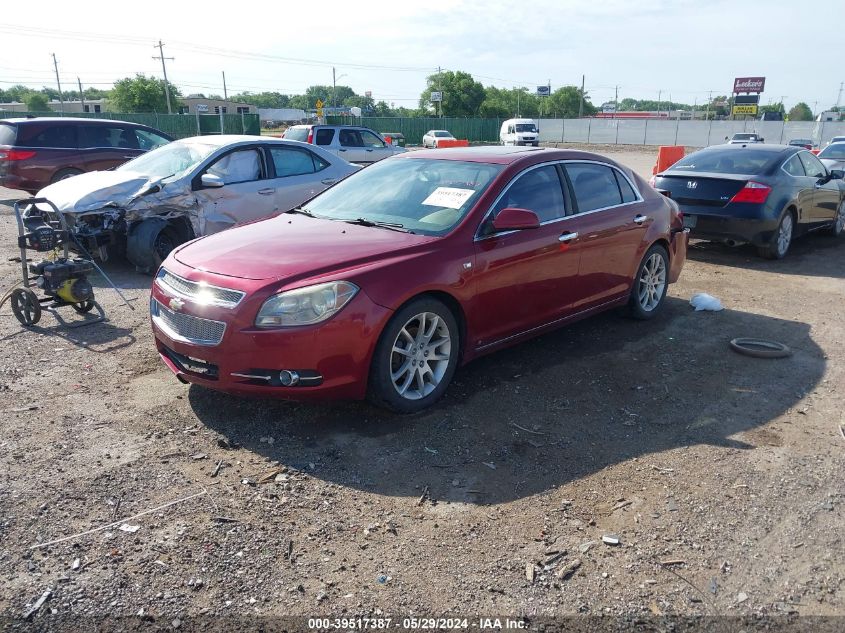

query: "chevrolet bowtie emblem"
left=169, top=297, right=185, bottom=311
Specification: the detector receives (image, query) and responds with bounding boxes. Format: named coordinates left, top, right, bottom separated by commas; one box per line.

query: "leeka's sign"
left=733, top=77, right=765, bottom=93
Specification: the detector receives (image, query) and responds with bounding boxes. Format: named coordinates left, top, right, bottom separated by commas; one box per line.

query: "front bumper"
left=150, top=266, right=392, bottom=401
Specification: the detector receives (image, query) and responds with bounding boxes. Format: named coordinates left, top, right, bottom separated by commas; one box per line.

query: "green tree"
left=548, top=86, right=597, bottom=118
left=479, top=86, right=540, bottom=118
left=23, top=92, right=50, bottom=111
left=419, top=71, right=485, bottom=116
left=2, top=84, right=35, bottom=103
left=343, top=94, right=375, bottom=112
left=788, top=102, right=813, bottom=121
left=231, top=91, right=291, bottom=109
left=110, top=74, right=182, bottom=113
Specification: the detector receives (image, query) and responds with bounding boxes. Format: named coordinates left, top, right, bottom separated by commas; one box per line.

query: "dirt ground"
left=0, top=145, right=843, bottom=629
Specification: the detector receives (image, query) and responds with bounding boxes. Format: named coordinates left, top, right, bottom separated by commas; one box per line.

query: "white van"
left=500, top=118, right=539, bottom=146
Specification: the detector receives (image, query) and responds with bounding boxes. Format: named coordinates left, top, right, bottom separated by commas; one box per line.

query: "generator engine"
left=29, top=259, right=95, bottom=304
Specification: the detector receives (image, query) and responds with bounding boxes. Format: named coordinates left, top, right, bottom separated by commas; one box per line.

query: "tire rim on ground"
left=638, top=253, right=666, bottom=312
left=778, top=214, right=793, bottom=256
left=729, top=338, right=791, bottom=359
left=390, top=311, right=451, bottom=400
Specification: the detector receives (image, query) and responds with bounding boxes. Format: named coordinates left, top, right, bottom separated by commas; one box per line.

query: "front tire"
left=627, top=244, right=669, bottom=320
left=827, top=200, right=845, bottom=237
left=368, top=297, right=460, bottom=413
left=758, top=210, right=794, bottom=259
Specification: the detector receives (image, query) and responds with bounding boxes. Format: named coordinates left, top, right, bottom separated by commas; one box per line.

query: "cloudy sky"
left=1, top=0, right=840, bottom=112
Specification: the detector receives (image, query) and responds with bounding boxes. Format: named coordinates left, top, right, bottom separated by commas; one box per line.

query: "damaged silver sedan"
left=33, top=135, right=360, bottom=271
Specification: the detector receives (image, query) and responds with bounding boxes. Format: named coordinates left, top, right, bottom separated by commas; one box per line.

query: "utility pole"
left=614, top=85, right=619, bottom=119
left=578, top=74, right=585, bottom=118
left=222, top=71, right=228, bottom=109
left=332, top=66, right=336, bottom=108
left=437, top=65, right=442, bottom=118
left=836, top=82, right=843, bottom=110
left=52, top=53, right=64, bottom=113
left=705, top=90, right=712, bottom=121
left=657, top=90, right=661, bottom=118
left=153, top=40, right=174, bottom=114
left=780, top=95, right=787, bottom=114
left=78, top=77, right=85, bottom=112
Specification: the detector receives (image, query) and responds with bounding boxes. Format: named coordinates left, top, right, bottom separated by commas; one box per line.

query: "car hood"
left=36, top=170, right=174, bottom=214
left=173, top=214, right=437, bottom=281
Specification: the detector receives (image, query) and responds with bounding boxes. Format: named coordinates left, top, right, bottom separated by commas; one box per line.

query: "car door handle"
left=634, top=214, right=649, bottom=224
left=558, top=232, right=579, bottom=242
left=365, top=149, right=374, bottom=152
left=123, top=155, right=135, bottom=159
left=338, top=148, right=347, bottom=152
left=258, top=188, right=275, bottom=195
left=321, top=178, right=337, bottom=185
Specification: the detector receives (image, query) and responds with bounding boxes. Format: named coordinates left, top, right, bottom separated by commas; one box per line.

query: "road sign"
left=734, top=94, right=760, bottom=105
left=315, top=99, right=323, bottom=108
left=536, top=85, right=550, bottom=97
left=430, top=91, right=443, bottom=102
left=732, top=105, right=758, bottom=115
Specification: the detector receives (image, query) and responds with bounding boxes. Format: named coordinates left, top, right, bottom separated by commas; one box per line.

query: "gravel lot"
left=0, top=145, right=843, bottom=628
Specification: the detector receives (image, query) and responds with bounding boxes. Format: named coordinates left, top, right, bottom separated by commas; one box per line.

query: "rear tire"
left=368, top=297, right=460, bottom=413
left=627, top=244, right=669, bottom=320
left=758, top=210, right=794, bottom=259
left=51, top=168, right=83, bottom=184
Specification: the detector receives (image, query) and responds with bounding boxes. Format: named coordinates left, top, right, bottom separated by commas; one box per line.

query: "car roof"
left=399, top=146, right=626, bottom=166
left=705, top=143, right=795, bottom=153
left=174, top=134, right=300, bottom=147
left=1, top=116, right=143, bottom=126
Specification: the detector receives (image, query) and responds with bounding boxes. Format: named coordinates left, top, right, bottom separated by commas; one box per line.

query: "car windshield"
left=515, top=124, right=537, bottom=133
left=302, top=158, right=502, bottom=236
left=284, top=127, right=309, bottom=142
left=116, top=141, right=217, bottom=180
left=668, top=149, right=778, bottom=174
left=434, top=131, right=453, bottom=137
left=819, top=144, right=845, bottom=159
left=790, top=139, right=812, bottom=145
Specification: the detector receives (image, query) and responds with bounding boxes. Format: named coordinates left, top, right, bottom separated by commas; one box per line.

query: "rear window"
left=315, top=129, right=334, bottom=145
left=0, top=123, right=16, bottom=145
left=819, top=144, right=845, bottom=160
left=283, top=127, right=310, bottom=142
left=434, top=131, right=452, bottom=137
left=17, top=124, right=78, bottom=149
left=668, top=149, right=778, bottom=175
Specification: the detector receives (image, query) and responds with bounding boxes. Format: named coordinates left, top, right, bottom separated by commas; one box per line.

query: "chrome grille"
left=150, top=298, right=226, bottom=346
left=156, top=268, right=245, bottom=308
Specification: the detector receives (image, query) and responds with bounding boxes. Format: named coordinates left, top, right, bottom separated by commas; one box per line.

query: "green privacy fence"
left=327, top=116, right=504, bottom=145
left=1, top=111, right=261, bottom=138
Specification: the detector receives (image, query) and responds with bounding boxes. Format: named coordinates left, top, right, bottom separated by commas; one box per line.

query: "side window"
left=360, top=130, right=385, bottom=148
left=490, top=165, right=566, bottom=225
left=507, top=125, right=514, bottom=134
left=799, top=152, right=826, bottom=178
left=614, top=170, right=638, bottom=203
left=20, top=125, right=77, bottom=149
left=206, top=149, right=262, bottom=184
left=315, top=129, right=334, bottom=145
left=565, top=163, right=624, bottom=212
left=782, top=155, right=805, bottom=177
left=135, top=129, right=171, bottom=151
left=339, top=130, right=363, bottom=147
left=269, top=147, right=319, bottom=177
left=79, top=126, right=137, bottom=149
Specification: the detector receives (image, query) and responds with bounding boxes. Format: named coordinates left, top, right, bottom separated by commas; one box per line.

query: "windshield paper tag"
left=422, top=187, right=474, bottom=209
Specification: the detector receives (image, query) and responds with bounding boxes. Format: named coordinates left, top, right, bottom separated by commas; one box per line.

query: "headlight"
left=255, top=281, right=359, bottom=328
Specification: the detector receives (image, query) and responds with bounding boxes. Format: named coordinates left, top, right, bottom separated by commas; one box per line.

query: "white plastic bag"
left=690, top=293, right=724, bottom=312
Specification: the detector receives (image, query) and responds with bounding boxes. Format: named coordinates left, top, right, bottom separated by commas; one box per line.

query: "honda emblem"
left=686, top=181, right=698, bottom=189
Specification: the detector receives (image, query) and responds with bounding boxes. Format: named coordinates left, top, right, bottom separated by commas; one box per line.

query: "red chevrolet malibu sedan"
left=151, top=147, right=688, bottom=412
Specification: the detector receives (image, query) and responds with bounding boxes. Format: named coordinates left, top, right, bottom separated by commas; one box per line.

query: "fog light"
left=279, top=370, right=300, bottom=386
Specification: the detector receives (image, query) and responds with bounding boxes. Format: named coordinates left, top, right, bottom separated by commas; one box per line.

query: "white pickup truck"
left=283, top=125, right=407, bottom=164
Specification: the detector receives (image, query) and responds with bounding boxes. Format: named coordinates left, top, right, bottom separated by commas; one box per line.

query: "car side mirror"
left=724, top=136, right=729, bottom=141
left=201, top=173, right=224, bottom=188
left=492, top=207, right=541, bottom=231
left=830, top=169, right=844, bottom=180
left=759, top=138, right=764, bottom=143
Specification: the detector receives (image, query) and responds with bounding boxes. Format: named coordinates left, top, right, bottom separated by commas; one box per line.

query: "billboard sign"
left=430, top=91, right=443, bottom=102
left=734, top=94, right=760, bottom=105
left=732, top=105, right=758, bottom=116
left=536, top=85, right=550, bottom=97
left=733, top=77, right=765, bottom=93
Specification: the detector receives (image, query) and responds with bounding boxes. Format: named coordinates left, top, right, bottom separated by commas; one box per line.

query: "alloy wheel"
left=836, top=202, right=845, bottom=234
left=389, top=312, right=452, bottom=400
left=777, top=214, right=793, bottom=256
left=637, top=253, right=667, bottom=312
